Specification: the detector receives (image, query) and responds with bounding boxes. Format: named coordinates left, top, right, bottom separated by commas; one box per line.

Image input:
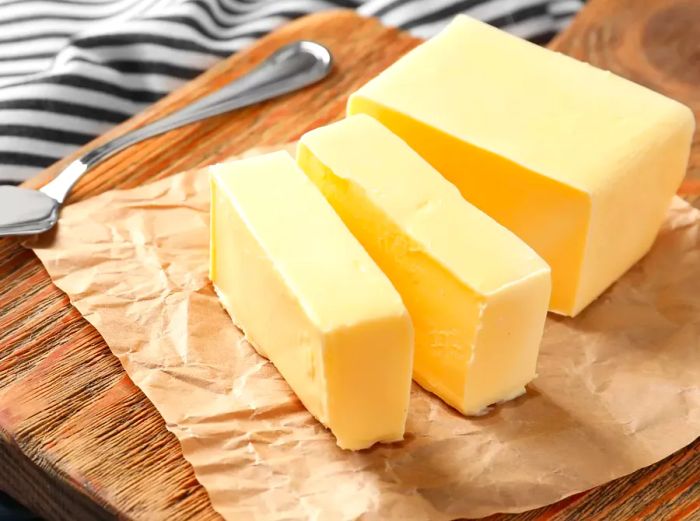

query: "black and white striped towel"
left=0, top=0, right=585, bottom=183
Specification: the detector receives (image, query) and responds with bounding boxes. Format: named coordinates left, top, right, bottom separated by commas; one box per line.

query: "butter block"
left=209, top=151, right=414, bottom=450
left=298, top=115, right=551, bottom=415
left=348, top=15, right=695, bottom=316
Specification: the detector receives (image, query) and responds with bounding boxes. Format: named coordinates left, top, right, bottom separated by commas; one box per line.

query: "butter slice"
left=209, top=151, right=414, bottom=450
left=348, top=15, right=695, bottom=316
left=298, top=115, right=551, bottom=415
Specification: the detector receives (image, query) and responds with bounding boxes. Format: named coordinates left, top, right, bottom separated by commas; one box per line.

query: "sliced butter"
left=298, top=115, right=551, bottom=415
left=348, top=15, right=695, bottom=316
left=209, top=151, right=414, bottom=450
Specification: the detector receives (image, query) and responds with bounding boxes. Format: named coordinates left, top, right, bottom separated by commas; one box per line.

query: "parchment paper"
left=27, top=146, right=700, bottom=520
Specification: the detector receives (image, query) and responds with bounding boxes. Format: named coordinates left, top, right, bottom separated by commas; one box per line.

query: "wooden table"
left=1, top=0, right=698, bottom=519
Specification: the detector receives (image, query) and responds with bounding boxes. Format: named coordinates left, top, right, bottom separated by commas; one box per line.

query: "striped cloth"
left=0, top=0, right=585, bottom=183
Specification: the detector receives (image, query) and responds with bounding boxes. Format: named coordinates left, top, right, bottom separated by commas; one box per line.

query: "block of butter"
left=209, top=151, right=414, bottom=450
left=348, top=15, right=695, bottom=316
left=298, top=115, right=551, bottom=415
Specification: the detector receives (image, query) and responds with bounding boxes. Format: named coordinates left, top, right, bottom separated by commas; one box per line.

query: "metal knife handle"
left=39, top=41, right=332, bottom=204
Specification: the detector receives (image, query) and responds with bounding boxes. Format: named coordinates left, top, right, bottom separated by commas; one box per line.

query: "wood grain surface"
left=1, top=1, right=698, bottom=520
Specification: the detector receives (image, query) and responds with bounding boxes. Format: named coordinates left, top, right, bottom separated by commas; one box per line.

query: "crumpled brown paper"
left=27, top=146, right=700, bottom=520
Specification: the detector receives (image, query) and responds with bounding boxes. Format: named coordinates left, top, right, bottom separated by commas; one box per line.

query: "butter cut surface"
left=348, top=15, right=695, bottom=316
left=209, top=151, right=414, bottom=450
left=297, top=115, right=551, bottom=415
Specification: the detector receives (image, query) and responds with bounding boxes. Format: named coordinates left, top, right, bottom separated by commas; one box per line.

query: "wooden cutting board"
left=1, top=1, right=698, bottom=519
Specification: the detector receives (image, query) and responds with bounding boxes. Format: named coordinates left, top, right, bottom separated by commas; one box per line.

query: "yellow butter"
left=209, top=151, right=414, bottom=450
left=348, top=15, right=695, bottom=316
left=298, top=115, right=550, bottom=415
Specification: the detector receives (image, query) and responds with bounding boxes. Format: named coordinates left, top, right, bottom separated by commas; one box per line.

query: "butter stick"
left=209, top=151, right=414, bottom=450
left=348, top=15, right=695, bottom=316
left=298, top=116, right=551, bottom=415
